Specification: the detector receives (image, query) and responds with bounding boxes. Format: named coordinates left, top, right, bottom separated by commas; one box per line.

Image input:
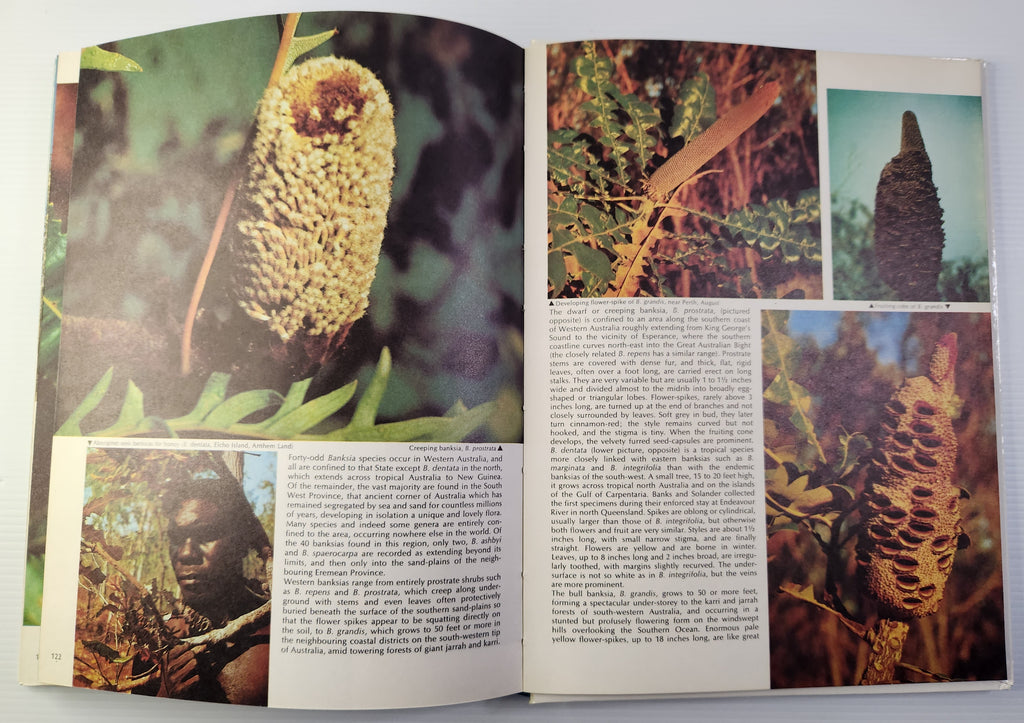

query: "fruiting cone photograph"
left=828, top=90, right=989, bottom=302
left=546, top=41, right=822, bottom=300
left=50, top=11, right=524, bottom=444
left=761, top=310, right=1004, bottom=687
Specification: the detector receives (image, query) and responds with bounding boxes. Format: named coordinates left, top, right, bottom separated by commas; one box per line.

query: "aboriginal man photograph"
left=132, top=464, right=273, bottom=705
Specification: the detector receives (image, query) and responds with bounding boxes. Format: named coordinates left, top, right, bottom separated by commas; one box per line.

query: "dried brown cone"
left=873, top=110, right=945, bottom=301
left=232, top=56, right=396, bottom=345
left=857, top=332, right=965, bottom=619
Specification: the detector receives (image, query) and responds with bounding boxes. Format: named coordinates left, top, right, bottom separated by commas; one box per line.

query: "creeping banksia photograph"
left=873, top=110, right=945, bottom=300
left=232, top=55, right=396, bottom=352
left=856, top=332, right=964, bottom=620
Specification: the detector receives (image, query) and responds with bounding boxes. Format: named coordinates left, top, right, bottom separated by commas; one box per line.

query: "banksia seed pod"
left=233, top=56, right=396, bottom=342
left=873, top=111, right=945, bottom=301
left=857, top=333, right=964, bottom=619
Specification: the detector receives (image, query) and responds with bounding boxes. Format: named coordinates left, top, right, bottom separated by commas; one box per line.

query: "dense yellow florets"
left=233, top=56, right=396, bottom=342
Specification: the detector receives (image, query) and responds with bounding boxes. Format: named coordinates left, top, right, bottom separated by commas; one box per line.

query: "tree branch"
left=181, top=601, right=271, bottom=647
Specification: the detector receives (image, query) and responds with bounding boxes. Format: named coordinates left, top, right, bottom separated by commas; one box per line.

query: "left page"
left=25, top=11, right=525, bottom=710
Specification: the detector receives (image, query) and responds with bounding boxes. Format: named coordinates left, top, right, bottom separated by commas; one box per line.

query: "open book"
left=20, top=9, right=1009, bottom=709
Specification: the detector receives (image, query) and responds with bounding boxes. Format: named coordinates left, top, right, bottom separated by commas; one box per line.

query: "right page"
left=523, top=40, right=1008, bottom=697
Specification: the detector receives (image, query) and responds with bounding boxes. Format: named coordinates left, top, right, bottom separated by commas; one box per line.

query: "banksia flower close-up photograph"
left=49, top=11, right=524, bottom=443
left=762, top=310, right=1004, bottom=688
left=233, top=55, right=396, bottom=349
left=828, top=90, right=990, bottom=302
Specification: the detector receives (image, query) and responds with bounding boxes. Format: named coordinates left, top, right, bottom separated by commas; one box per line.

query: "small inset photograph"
left=760, top=310, right=1004, bottom=687
left=74, top=448, right=275, bottom=705
left=828, top=90, right=989, bottom=302
left=547, top=40, right=821, bottom=300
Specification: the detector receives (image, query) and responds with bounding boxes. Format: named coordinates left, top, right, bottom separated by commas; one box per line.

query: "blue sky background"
left=827, top=89, right=987, bottom=263
left=242, top=450, right=277, bottom=520
left=787, top=310, right=910, bottom=369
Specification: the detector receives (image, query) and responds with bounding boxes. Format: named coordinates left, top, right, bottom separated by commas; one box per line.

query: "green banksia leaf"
left=669, top=72, right=716, bottom=143
left=233, top=56, right=396, bottom=342
left=873, top=111, right=945, bottom=301
left=282, top=28, right=339, bottom=74
left=857, top=333, right=963, bottom=618
left=80, top=46, right=143, bottom=72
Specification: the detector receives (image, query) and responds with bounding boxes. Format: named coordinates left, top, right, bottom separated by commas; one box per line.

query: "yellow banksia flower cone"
left=233, top=56, right=396, bottom=342
left=857, top=333, right=964, bottom=619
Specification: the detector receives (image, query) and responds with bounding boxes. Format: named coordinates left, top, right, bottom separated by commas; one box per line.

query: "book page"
left=19, top=49, right=81, bottom=686
left=27, top=10, right=526, bottom=709
left=36, top=438, right=522, bottom=708
left=523, top=40, right=1007, bottom=696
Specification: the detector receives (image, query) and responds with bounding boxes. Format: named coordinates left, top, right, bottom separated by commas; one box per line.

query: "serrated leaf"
left=348, top=348, right=392, bottom=429
left=39, top=207, right=68, bottom=377
left=169, top=372, right=231, bottom=426
left=103, top=380, right=146, bottom=435
left=762, top=329, right=799, bottom=371
left=779, top=582, right=819, bottom=605
left=282, top=28, right=338, bottom=74
left=57, top=367, right=113, bottom=436
left=768, top=483, right=850, bottom=525
left=789, top=484, right=853, bottom=516
left=764, top=373, right=810, bottom=411
left=548, top=249, right=568, bottom=295
left=256, top=378, right=313, bottom=427
left=326, top=401, right=495, bottom=443
left=80, top=46, right=143, bottom=72
left=548, top=135, right=604, bottom=189
left=568, top=242, right=614, bottom=284
left=202, top=389, right=284, bottom=428
left=617, top=91, right=662, bottom=169
left=836, top=431, right=872, bottom=477
left=573, top=43, right=631, bottom=187
left=264, top=380, right=357, bottom=437
left=579, top=203, right=609, bottom=232
left=714, top=192, right=821, bottom=262
left=669, top=72, right=716, bottom=142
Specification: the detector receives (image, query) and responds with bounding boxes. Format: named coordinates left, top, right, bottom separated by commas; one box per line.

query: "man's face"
left=169, top=497, right=245, bottom=609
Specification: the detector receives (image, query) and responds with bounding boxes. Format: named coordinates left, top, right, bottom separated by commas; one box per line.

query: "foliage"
left=831, top=195, right=990, bottom=302
left=57, top=348, right=496, bottom=442
left=38, top=205, right=66, bottom=382
left=547, top=41, right=821, bottom=299
left=80, top=46, right=143, bottom=73
left=763, top=310, right=1005, bottom=686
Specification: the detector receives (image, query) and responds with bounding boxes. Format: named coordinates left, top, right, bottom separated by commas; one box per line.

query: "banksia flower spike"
left=644, top=81, right=780, bottom=201
left=232, top=56, right=396, bottom=346
left=873, top=111, right=945, bottom=301
left=857, top=332, right=963, bottom=620
left=856, top=333, right=964, bottom=684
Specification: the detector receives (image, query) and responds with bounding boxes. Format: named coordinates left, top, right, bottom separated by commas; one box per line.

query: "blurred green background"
left=58, top=11, right=524, bottom=441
